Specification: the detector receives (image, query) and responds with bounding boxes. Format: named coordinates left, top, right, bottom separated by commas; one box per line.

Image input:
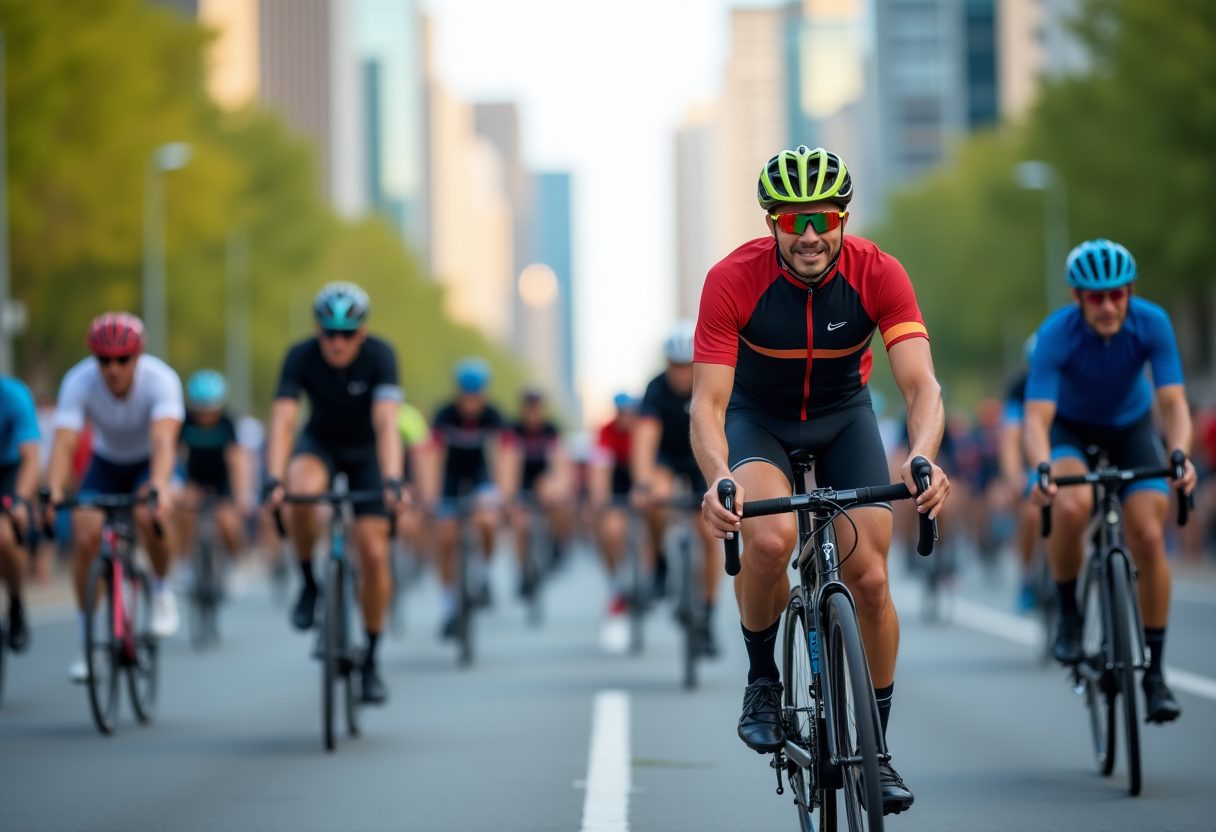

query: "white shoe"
left=151, top=590, right=180, bottom=638
left=69, top=649, right=88, bottom=683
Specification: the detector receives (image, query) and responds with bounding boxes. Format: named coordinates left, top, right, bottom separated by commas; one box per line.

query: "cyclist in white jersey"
left=45, top=314, right=184, bottom=682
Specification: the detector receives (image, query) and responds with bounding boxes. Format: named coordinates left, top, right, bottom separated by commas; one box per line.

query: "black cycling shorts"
left=292, top=434, right=387, bottom=518
left=658, top=453, right=708, bottom=495
left=1050, top=412, right=1168, bottom=497
left=725, top=388, right=891, bottom=507
left=610, top=465, right=632, bottom=498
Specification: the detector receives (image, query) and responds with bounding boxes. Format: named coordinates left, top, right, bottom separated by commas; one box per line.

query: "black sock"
left=705, top=601, right=715, bottom=620
left=365, top=630, right=380, bottom=666
left=298, top=559, right=316, bottom=589
left=1057, top=578, right=1079, bottom=618
left=874, top=683, right=894, bottom=741
left=742, top=619, right=781, bottom=685
left=9, top=593, right=22, bottom=613
left=1143, top=627, right=1166, bottom=682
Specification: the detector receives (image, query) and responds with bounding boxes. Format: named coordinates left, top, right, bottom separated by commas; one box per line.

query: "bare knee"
left=850, top=562, right=891, bottom=617
left=1052, top=493, right=1090, bottom=532
left=744, top=526, right=795, bottom=582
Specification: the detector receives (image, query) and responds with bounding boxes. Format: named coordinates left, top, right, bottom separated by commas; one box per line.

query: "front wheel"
left=84, top=557, right=119, bottom=735
left=824, top=592, right=883, bottom=832
left=1109, top=554, right=1141, bottom=796
left=126, top=568, right=158, bottom=724
left=782, top=587, right=832, bottom=831
left=1080, top=563, right=1115, bottom=776
left=323, top=558, right=342, bottom=751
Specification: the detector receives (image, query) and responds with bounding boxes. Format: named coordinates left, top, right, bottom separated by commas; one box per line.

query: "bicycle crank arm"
left=783, top=738, right=814, bottom=770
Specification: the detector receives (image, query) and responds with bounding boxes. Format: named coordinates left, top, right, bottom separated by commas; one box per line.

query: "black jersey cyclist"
left=264, top=283, right=405, bottom=704
left=1025, top=239, right=1197, bottom=723
left=632, top=321, right=722, bottom=655
left=429, top=358, right=506, bottom=636
left=506, top=389, right=570, bottom=593
left=695, top=146, right=950, bottom=815
left=174, top=370, right=247, bottom=580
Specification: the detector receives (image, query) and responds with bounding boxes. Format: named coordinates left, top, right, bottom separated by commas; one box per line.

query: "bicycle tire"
left=0, top=617, right=7, bottom=706
left=782, top=587, right=832, bottom=832
left=389, top=539, right=406, bottom=638
left=1080, top=561, right=1116, bottom=776
left=628, top=517, right=644, bottom=655
left=1108, top=553, right=1141, bottom=796
left=458, top=525, right=474, bottom=667
left=323, top=558, right=342, bottom=751
left=344, top=561, right=360, bottom=738
left=126, top=567, right=158, bottom=724
left=526, top=514, right=545, bottom=627
left=189, top=537, right=214, bottom=651
left=679, top=532, right=699, bottom=690
left=84, top=557, right=119, bottom=735
left=824, top=592, right=883, bottom=832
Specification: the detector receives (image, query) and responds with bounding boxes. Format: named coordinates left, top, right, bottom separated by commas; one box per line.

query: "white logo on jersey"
left=827, top=321, right=847, bottom=331
left=347, top=381, right=369, bottom=396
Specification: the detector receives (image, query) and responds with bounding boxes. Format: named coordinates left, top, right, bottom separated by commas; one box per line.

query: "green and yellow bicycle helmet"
left=757, top=146, right=853, bottom=211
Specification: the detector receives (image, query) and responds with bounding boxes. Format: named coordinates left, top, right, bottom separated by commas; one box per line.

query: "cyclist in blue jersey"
left=1025, top=239, right=1197, bottom=724
left=0, top=376, right=41, bottom=652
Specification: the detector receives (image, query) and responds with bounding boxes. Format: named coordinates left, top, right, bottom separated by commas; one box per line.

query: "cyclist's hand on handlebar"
left=384, top=479, right=409, bottom=515
left=150, top=483, right=173, bottom=524
left=702, top=476, right=743, bottom=540
left=261, top=477, right=285, bottom=510
left=901, top=455, right=949, bottom=519
left=1027, top=473, right=1056, bottom=508
left=1170, top=454, right=1198, bottom=497
left=629, top=482, right=652, bottom=511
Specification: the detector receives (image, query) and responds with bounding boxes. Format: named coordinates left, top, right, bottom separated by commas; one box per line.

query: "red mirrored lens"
left=1082, top=288, right=1127, bottom=306
left=772, top=211, right=843, bottom=235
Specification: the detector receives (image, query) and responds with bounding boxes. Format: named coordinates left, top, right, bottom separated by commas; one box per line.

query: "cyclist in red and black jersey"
left=592, top=393, right=638, bottom=615
left=695, top=146, right=950, bottom=816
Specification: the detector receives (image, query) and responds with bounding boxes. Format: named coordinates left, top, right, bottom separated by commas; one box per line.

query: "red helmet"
left=87, top=312, right=146, bottom=358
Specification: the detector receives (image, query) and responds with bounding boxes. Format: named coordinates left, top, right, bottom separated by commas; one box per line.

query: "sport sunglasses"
left=321, top=328, right=359, bottom=340
left=1080, top=287, right=1129, bottom=306
left=769, top=210, right=849, bottom=235
left=97, top=355, right=133, bottom=366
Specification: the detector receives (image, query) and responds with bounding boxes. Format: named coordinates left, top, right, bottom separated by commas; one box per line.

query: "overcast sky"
left=421, top=0, right=774, bottom=423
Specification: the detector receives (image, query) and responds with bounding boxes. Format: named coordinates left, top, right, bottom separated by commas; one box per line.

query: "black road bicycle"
left=275, top=474, right=393, bottom=752
left=0, top=496, right=32, bottom=706
left=661, top=493, right=707, bottom=690
left=517, top=494, right=551, bottom=628
left=182, top=493, right=226, bottom=651
left=720, top=454, right=936, bottom=832
left=1037, top=449, right=1190, bottom=797
left=45, top=490, right=162, bottom=736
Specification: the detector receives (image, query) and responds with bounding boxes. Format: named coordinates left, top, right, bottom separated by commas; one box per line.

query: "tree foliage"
left=868, top=0, right=1215, bottom=403
left=1, top=0, right=525, bottom=415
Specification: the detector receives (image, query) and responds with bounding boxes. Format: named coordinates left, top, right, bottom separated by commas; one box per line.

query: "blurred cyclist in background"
left=429, top=358, right=506, bottom=637
left=264, top=282, right=404, bottom=704
left=395, top=396, right=432, bottom=560
left=507, top=389, right=570, bottom=594
left=0, top=374, right=41, bottom=653
left=174, top=370, right=247, bottom=585
left=1000, top=335, right=1044, bottom=611
left=633, top=320, right=721, bottom=655
left=1025, top=239, right=1197, bottom=723
left=592, top=392, right=638, bottom=616
left=46, top=313, right=183, bottom=681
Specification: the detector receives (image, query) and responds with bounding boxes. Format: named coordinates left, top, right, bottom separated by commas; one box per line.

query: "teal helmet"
left=187, top=369, right=227, bottom=409
left=454, top=357, right=492, bottom=394
left=1065, top=239, right=1136, bottom=291
left=314, top=282, right=370, bottom=330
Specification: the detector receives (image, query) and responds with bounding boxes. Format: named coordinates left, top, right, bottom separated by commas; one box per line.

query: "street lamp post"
left=143, top=142, right=192, bottom=358
left=225, top=228, right=252, bottom=415
left=1015, top=160, right=1070, bottom=312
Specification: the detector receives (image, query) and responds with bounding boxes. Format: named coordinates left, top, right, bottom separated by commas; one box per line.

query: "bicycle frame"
left=788, top=458, right=891, bottom=774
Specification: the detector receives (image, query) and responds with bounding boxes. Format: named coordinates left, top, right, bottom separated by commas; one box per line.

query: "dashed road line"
left=580, top=690, right=631, bottom=832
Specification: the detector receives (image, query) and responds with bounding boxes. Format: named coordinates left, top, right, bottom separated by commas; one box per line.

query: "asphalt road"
left=2, top=542, right=1214, bottom=832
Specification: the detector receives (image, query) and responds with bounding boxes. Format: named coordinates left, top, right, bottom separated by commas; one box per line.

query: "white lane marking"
left=947, top=595, right=1216, bottom=703
left=599, top=617, right=629, bottom=655
left=580, top=690, right=630, bottom=832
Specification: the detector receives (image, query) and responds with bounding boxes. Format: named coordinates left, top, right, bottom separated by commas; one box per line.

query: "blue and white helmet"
left=1065, top=239, right=1136, bottom=291
left=663, top=320, right=696, bottom=364
left=187, top=369, right=228, bottom=409
left=454, top=357, right=492, bottom=394
left=314, top=281, right=370, bottom=330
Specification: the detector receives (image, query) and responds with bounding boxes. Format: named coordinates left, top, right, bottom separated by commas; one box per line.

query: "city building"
left=674, top=105, right=721, bottom=320
left=198, top=0, right=259, bottom=110
left=529, top=172, right=576, bottom=416
left=998, top=0, right=1089, bottom=122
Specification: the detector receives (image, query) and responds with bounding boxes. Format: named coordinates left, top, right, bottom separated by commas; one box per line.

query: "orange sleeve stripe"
left=881, top=322, right=928, bottom=348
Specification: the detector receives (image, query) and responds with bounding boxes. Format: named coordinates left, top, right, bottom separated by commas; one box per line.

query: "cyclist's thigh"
left=730, top=460, right=797, bottom=563
left=1048, top=420, right=1095, bottom=514
left=354, top=514, right=391, bottom=562
left=337, top=450, right=388, bottom=519
left=725, top=409, right=796, bottom=485
left=650, top=465, right=676, bottom=502
left=1110, top=415, right=1169, bottom=501
left=286, top=445, right=333, bottom=493
left=71, top=507, right=104, bottom=550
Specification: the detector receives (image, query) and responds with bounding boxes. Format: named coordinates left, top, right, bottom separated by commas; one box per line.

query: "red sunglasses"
left=1080, top=287, right=1129, bottom=306
left=769, top=210, right=848, bottom=236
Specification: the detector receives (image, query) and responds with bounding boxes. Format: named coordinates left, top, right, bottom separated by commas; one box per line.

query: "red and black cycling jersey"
left=695, top=235, right=928, bottom=420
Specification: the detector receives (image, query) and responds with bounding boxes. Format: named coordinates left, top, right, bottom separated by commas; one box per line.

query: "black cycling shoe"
left=292, top=583, right=318, bottom=631
left=879, top=760, right=915, bottom=815
left=698, top=623, right=719, bottom=658
left=440, top=614, right=460, bottom=640
left=360, top=662, right=388, bottom=705
left=738, top=678, right=784, bottom=752
left=1143, top=676, right=1181, bottom=724
left=8, top=599, right=29, bottom=653
left=1051, top=613, right=1083, bottom=664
